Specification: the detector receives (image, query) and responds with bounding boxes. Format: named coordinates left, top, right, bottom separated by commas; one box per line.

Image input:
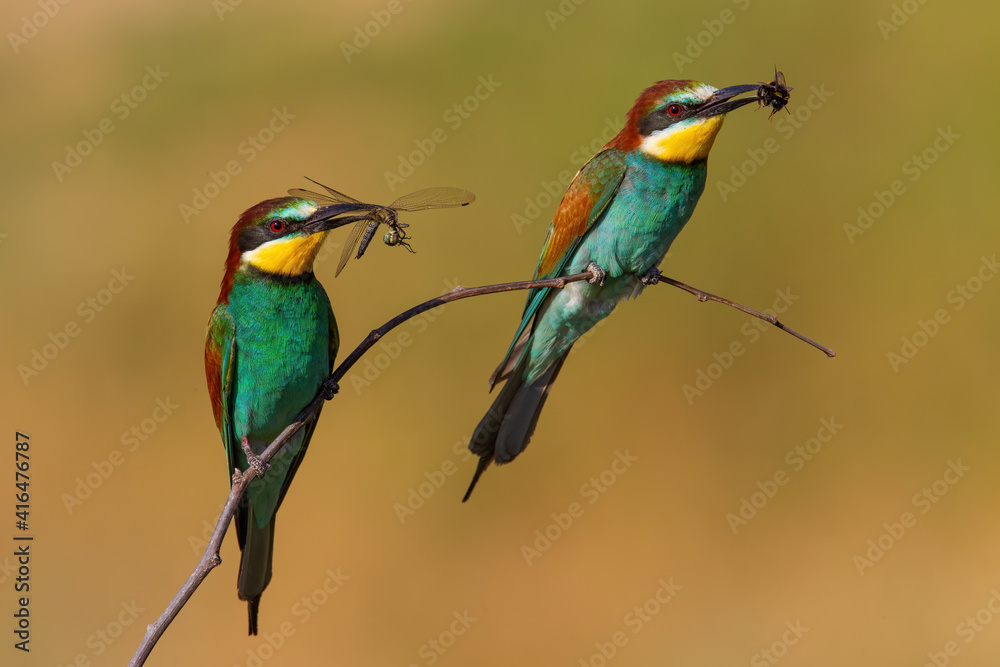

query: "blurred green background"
left=3, top=0, right=1000, bottom=665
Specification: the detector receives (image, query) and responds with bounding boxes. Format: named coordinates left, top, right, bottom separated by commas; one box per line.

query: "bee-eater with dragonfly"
left=205, top=181, right=474, bottom=634
left=463, top=77, right=789, bottom=500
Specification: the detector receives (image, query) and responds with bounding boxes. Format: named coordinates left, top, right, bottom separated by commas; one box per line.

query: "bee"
left=757, top=68, right=792, bottom=119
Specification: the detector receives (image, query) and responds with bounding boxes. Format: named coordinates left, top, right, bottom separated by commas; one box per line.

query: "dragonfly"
left=289, top=178, right=476, bottom=276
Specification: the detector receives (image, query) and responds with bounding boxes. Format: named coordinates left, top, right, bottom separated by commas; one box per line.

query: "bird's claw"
left=640, top=268, right=661, bottom=286
left=322, top=377, right=340, bottom=400
left=241, top=436, right=271, bottom=477
left=587, top=262, right=607, bottom=286
left=248, top=456, right=270, bottom=477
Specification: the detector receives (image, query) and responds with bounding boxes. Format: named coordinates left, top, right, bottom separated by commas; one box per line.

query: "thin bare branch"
left=655, top=274, right=836, bottom=357
left=128, top=268, right=832, bottom=666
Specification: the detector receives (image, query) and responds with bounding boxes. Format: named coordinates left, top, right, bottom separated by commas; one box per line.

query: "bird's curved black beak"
left=698, top=84, right=760, bottom=119
left=303, top=204, right=369, bottom=234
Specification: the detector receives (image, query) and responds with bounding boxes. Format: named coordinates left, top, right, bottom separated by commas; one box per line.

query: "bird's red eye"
left=667, top=104, right=682, bottom=116
left=269, top=220, right=284, bottom=233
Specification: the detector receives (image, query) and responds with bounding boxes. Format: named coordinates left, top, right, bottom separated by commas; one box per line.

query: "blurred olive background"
left=3, top=0, right=1000, bottom=665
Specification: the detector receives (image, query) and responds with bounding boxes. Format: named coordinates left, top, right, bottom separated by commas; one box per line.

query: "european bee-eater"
left=464, top=79, right=765, bottom=500
left=205, top=195, right=353, bottom=634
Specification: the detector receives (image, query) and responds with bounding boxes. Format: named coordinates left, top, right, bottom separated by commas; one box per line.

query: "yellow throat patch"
left=640, top=116, right=725, bottom=163
left=242, top=232, right=328, bottom=277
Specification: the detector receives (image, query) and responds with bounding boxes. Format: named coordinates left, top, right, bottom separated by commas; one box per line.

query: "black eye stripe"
left=637, top=103, right=693, bottom=136
left=238, top=219, right=294, bottom=252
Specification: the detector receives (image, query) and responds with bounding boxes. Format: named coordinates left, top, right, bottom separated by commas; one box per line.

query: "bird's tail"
left=237, top=506, right=274, bottom=636
left=463, top=351, right=569, bottom=501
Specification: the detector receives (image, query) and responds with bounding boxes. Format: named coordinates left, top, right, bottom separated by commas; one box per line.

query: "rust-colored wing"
left=491, top=148, right=627, bottom=385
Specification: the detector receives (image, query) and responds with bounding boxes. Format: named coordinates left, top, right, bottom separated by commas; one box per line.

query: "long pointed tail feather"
left=463, top=351, right=569, bottom=501
left=247, top=597, right=260, bottom=636
left=462, top=456, right=491, bottom=502
left=238, top=507, right=274, bottom=636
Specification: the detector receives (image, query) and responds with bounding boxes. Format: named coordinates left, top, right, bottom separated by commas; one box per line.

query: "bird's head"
left=216, top=196, right=359, bottom=302
left=611, top=79, right=759, bottom=163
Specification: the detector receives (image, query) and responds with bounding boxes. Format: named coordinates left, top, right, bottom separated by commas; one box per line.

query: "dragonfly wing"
left=289, top=178, right=365, bottom=208
left=305, top=178, right=363, bottom=203
left=336, top=220, right=367, bottom=276
left=389, top=187, right=476, bottom=211
left=288, top=191, right=362, bottom=209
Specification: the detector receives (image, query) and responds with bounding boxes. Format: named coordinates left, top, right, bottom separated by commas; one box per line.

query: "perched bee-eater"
left=205, top=195, right=353, bottom=634
left=464, top=79, right=765, bottom=500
